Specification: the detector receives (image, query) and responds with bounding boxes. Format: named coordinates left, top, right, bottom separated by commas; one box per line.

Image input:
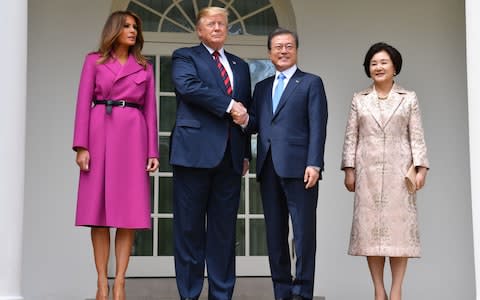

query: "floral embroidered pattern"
left=342, top=85, right=429, bottom=257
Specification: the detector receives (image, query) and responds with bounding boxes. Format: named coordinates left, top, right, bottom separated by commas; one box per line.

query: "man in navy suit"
left=169, top=6, right=251, bottom=300
left=235, top=28, right=328, bottom=300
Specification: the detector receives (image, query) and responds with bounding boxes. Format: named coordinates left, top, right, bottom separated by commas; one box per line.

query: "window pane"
left=160, top=56, right=174, bottom=92
left=128, top=0, right=278, bottom=35
left=132, top=227, right=153, bottom=256
left=161, top=19, right=189, bottom=32
left=128, top=2, right=161, bottom=32
left=159, top=96, right=176, bottom=132
left=235, top=218, right=245, bottom=256
left=150, top=175, right=155, bottom=213
left=158, top=218, right=174, bottom=256
left=167, top=5, right=195, bottom=32
left=246, top=59, right=275, bottom=93
left=179, top=1, right=196, bottom=22
left=226, top=7, right=239, bottom=23
left=249, top=179, right=263, bottom=214
left=244, top=8, right=278, bottom=35
left=239, top=177, right=245, bottom=214
left=233, top=0, right=271, bottom=16
left=250, top=219, right=268, bottom=256
left=211, top=0, right=225, bottom=8
left=249, top=135, right=257, bottom=173
left=229, top=22, right=244, bottom=35
left=245, top=59, right=274, bottom=172
left=196, top=0, right=210, bottom=9
left=159, top=136, right=172, bottom=172
left=158, top=177, right=173, bottom=213
left=146, top=55, right=156, bottom=75
left=137, top=0, right=171, bottom=13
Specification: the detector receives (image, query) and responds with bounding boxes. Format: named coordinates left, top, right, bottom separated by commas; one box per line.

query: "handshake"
left=230, top=101, right=249, bottom=126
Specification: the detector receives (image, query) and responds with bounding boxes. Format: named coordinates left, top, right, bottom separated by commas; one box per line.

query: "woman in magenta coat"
left=72, top=11, right=159, bottom=300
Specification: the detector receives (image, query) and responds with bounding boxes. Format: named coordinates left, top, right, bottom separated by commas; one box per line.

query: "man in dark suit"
left=169, top=6, right=251, bottom=300
left=234, top=28, right=328, bottom=300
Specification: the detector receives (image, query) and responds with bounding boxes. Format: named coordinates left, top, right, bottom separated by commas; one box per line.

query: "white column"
left=467, top=0, right=480, bottom=299
left=0, top=1, right=27, bottom=300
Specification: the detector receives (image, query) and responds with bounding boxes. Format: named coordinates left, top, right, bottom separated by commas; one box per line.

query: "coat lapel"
left=104, top=56, right=122, bottom=77
left=361, top=87, right=384, bottom=129
left=272, top=69, right=303, bottom=119
left=381, top=84, right=407, bottom=128
left=114, top=54, right=143, bottom=82
left=362, top=84, right=406, bottom=130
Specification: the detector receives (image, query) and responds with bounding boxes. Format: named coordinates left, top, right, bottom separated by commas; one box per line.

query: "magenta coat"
left=73, top=53, right=158, bottom=229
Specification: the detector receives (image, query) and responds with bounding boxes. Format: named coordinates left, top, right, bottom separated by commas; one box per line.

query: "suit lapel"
left=272, top=69, right=303, bottom=119
left=196, top=44, right=229, bottom=95
left=263, top=76, right=275, bottom=116
left=225, top=51, right=239, bottom=96
left=114, top=54, right=143, bottom=82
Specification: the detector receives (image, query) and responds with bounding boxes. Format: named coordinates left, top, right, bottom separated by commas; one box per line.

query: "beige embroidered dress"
left=341, top=84, right=429, bottom=257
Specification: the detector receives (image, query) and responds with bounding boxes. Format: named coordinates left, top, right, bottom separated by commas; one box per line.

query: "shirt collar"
left=275, top=65, right=297, bottom=80
left=202, top=43, right=226, bottom=58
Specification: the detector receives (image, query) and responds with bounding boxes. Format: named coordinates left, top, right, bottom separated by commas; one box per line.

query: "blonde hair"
left=196, top=6, right=229, bottom=26
left=97, top=10, right=147, bottom=69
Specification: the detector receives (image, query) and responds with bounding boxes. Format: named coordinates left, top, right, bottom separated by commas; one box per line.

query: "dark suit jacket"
left=246, top=69, right=328, bottom=178
left=169, top=44, right=251, bottom=175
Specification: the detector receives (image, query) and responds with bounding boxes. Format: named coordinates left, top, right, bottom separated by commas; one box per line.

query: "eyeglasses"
left=272, top=43, right=295, bottom=52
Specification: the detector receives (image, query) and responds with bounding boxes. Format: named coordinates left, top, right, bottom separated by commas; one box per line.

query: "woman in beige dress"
left=341, top=42, right=429, bottom=300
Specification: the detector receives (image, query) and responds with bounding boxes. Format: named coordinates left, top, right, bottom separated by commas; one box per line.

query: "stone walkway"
left=86, top=277, right=325, bottom=300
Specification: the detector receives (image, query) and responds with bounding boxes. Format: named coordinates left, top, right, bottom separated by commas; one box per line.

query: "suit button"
left=267, top=138, right=271, bottom=143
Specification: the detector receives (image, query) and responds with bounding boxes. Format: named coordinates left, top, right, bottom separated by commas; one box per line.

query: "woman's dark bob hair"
left=363, top=42, right=402, bottom=78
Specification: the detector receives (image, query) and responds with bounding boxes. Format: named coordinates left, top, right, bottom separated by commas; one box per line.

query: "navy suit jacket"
left=169, top=44, right=252, bottom=175
left=246, top=69, right=328, bottom=178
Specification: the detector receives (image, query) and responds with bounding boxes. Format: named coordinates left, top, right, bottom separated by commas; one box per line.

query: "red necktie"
left=213, top=51, right=233, bottom=96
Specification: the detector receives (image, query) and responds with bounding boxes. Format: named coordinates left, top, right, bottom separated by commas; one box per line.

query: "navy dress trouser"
left=259, top=152, right=318, bottom=300
left=173, top=147, right=241, bottom=300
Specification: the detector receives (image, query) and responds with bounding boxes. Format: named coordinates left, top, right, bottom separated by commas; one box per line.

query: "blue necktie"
left=272, top=73, right=286, bottom=113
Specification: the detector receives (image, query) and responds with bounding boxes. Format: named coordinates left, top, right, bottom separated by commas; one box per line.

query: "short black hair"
left=363, top=42, right=402, bottom=77
left=267, top=28, right=299, bottom=50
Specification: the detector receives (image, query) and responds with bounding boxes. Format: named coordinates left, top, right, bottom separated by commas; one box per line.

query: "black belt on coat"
left=92, top=99, right=142, bottom=114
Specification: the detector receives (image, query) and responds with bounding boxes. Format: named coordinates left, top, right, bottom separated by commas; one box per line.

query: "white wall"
left=24, top=0, right=474, bottom=299
left=467, top=0, right=480, bottom=297
left=1, top=1, right=27, bottom=299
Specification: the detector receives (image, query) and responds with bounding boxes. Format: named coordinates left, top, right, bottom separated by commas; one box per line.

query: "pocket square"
left=405, top=164, right=417, bottom=194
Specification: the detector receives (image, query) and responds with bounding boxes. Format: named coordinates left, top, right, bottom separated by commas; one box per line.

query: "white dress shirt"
left=202, top=44, right=236, bottom=112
